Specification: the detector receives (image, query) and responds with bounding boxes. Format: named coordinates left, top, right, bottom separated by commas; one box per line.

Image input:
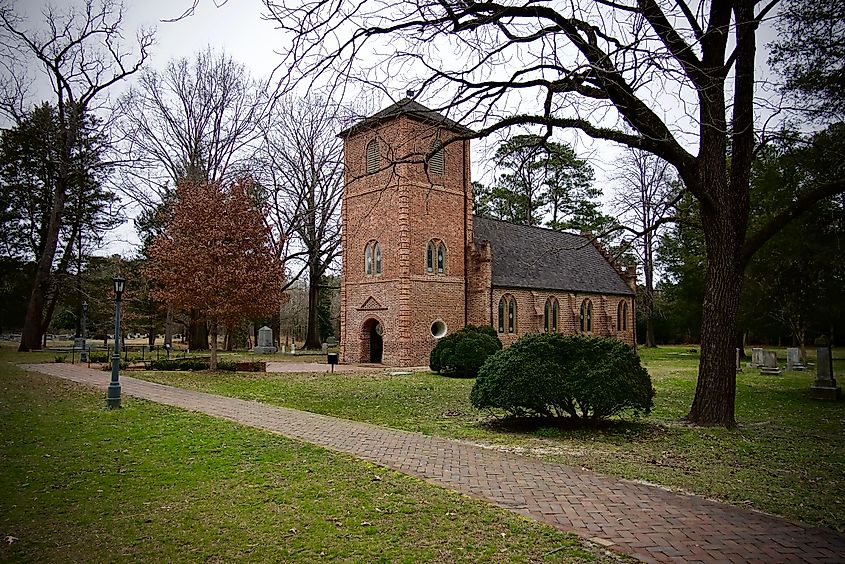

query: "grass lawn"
left=125, top=345, right=845, bottom=532
left=0, top=359, right=615, bottom=563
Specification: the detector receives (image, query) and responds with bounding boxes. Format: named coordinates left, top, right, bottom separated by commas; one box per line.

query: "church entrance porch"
left=361, top=318, right=383, bottom=363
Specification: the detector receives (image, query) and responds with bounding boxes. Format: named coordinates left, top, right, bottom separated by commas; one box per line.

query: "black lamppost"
left=107, top=275, right=125, bottom=409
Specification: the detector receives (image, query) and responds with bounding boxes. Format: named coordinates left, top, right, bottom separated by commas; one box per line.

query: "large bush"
left=430, top=324, right=502, bottom=377
left=470, top=334, right=654, bottom=422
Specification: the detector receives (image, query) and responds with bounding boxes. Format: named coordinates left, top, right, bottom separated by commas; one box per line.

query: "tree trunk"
left=188, top=309, right=208, bottom=350
left=164, top=305, right=173, bottom=347
left=304, top=264, right=322, bottom=349
left=209, top=318, right=218, bottom=370
left=19, top=188, right=66, bottom=351
left=687, top=211, right=744, bottom=427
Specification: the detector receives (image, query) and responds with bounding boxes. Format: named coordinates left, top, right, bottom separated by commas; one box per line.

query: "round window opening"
left=431, top=320, right=448, bottom=339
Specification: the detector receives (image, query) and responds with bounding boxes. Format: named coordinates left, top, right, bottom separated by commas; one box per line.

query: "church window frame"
left=374, top=242, right=382, bottom=274
left=429, top=139, right=444, bottom=176
left=437, top=242, right=446, bottom=273
left=617, top=300, right=628, bottom=331
left=364, top=242, right=373, bottom=275
left=544, top=297, right=559, bottom=333
left=497, top=297, right=505, bottom=333
left=426, top=240, right=446, bottom=275
left=366, top=138, right=379, bottom=174
left=364, top=240, right=381, bottom=276
left=580, top=298, right=593, bottom=333
left=507, top=296, right=517, bottom=333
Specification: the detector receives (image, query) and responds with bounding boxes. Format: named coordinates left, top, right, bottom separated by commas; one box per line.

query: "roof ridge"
left=472, top=215, right=585, bottom=239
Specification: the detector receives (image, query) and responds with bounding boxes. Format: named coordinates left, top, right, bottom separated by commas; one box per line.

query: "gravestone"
left=759, top=350, right=782, bottom=375
left=736, top=348, right=742, bottom=372
left=811, top=337, right=841, bottom=400
left=751, top=347, right=764, bottom=368
left=786, top=347, right=806, bottom=371
left=252, top=326, right=277, bottom=354
left=321, top=342, right=328, bottom=354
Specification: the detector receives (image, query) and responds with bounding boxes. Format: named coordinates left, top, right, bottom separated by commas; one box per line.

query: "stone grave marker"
left=759, top=350, right=782, bottom=375
left=252, top=326, right=277, bottom=354
left=751, top=347, right=764, bottom=368
left=786, top=347, right=806, bottom=371
left=736, top=348, right=742, bottom=372
left=811, top=337, right=842, bottom=400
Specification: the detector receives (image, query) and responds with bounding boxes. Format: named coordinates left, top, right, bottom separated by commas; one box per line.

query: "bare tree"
left=264, top=0, right=845, bottom=426
left=0, top=0, right=153, bottom=351
left=116, top=48, right=269, bottom=349
left=613, top=148, right=679, bottom=348
left=116, top=48, right=268, bottom=210
left=256, top=96, right=343, bottom=350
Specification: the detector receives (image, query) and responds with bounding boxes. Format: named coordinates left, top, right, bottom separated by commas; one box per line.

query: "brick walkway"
left=24, top=363, right=845, bottom=563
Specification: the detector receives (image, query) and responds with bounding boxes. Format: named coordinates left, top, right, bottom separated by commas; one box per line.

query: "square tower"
left=338, top=98, right=473, bottom=366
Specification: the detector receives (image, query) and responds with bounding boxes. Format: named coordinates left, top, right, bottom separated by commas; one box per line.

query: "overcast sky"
left=12, top=0, right=784, bottom=259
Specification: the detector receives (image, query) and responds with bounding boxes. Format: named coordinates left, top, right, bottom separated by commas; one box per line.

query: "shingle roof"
left=338, top=98, right=474, bottom=138
left=472, top=216, right=634, bottom=296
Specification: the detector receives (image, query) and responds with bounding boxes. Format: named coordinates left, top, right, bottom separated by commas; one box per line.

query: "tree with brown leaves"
left=146, top=179, right=284, bottom=369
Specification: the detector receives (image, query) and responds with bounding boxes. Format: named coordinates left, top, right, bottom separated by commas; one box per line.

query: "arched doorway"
left=361, top=318, right=383, bottom=363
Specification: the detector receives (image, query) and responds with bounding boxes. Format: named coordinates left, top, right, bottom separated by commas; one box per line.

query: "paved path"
left=23, top=363, right=845, bottom=563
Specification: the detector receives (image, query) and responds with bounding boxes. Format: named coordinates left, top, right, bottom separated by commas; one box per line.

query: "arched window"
left=374, top=242, right=382, bottom=274
left=580, top=299, right=593, bottom=333
left=497, top=297, right=505, bottom=333
left=426, top=242, right=434, bottom=273
left=437, top=243, right=445, bottom=273
left=617, top=300, right=628, bottom=331
left=366, top=138, right=379, bottom=174
left=507, top=295, right=517, bottom=334
left=364, top=242, right=373, bottom=275
left=429, top=139, right=444, bottom=175
left=545, top=297, right=559, bottom=333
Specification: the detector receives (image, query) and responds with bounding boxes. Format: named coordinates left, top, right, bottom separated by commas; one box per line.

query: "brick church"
left=338, top=97, right=636, bottom=367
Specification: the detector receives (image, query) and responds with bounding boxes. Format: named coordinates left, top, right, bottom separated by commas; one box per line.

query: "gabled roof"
left=338, top=98, right=474, bottom=138
left=472, top=216, right=634, bottom=296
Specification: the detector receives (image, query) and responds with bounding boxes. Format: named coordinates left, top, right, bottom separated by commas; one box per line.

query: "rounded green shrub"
left=430, top=324, right=502, bottom=377
left=470, top=334, right=654, bottom=422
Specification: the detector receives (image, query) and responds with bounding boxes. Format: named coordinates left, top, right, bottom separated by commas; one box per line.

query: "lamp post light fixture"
left=107, top=275, right=125, bottom=409
left=79, top=301, right=89, bottom=362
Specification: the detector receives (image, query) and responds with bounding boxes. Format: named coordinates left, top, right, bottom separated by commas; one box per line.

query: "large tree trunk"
left=19, top=187, right=66, bottom=351
left=304, top=263, right=322, bottom=349
left=188, top=309, right=208, bottom=350
left=688, top=228, right=743, bottom=427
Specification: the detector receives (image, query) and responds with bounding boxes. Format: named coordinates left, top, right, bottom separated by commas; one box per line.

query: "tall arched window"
left=437, top=243, right=445, bottom=273
left=374, top=242, right=382, bottom=274
left=545, top=297, right=559, bottom=333
left=429, top=140, right=444, bottom=175
left=366, top=138, right=379, bottom=174
left=365, top=241, right=381, bottom=276
left=497, top=297, right=505, bottom=333
left=617, top=300, right=628, bottom=331
left=426, top=242, right=434, bottom=273
left=507, top=295, right=516, bottom=334
left=580, top=299, right=593, bottom=333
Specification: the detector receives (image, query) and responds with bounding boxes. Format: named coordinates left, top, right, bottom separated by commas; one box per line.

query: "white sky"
left=11, top=0, right=784, bottom=261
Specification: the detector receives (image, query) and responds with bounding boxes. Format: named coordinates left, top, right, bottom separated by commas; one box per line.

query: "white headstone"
left=786, top=347, right=805, bottom=371
left=751, top=347, right=764, bottom=368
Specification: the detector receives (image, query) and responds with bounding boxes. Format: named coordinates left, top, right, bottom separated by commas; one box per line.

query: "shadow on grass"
left=478, top=414, right=666, bottom=442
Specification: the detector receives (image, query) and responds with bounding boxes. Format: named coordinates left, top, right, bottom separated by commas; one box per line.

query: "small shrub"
left=54, top=355, right=66, bottom=363
left=148, top=358, right=209, bottom=371
left=470, top=334, right=654, bottom=423
left=430, top=324, right=502, bottom=377
left=88, top=351, right=109, bottom=363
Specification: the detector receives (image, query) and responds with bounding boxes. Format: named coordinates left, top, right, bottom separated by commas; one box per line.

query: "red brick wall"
left=490, top=288, right=635, bottom=347
left=341, top=116, right=472, bottom=366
